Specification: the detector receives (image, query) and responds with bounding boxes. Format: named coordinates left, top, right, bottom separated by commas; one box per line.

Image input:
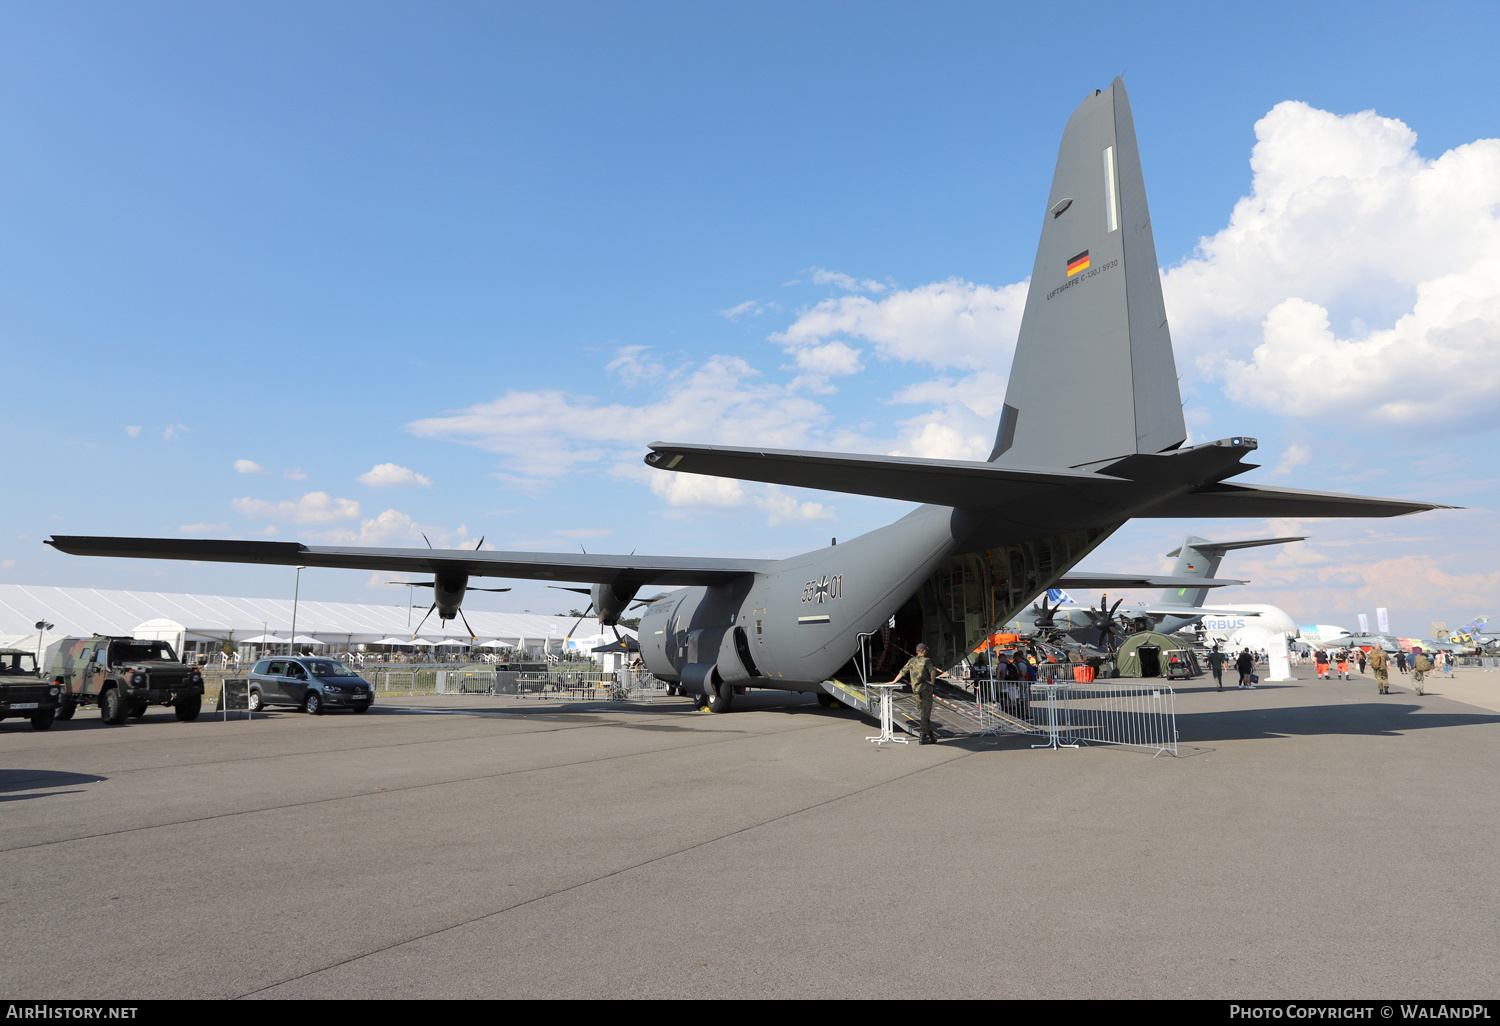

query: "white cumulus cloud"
left=358, top=463, right=433, bottom=488
left=408, top=355, right=836, bottom=486
left=774, top=278, right=1029, bottom=372
left=234, top=459, right=267, bottom=475
left=1164, top=100, right=1500, bottom=431
left=231, top=492, right=361, bottom=524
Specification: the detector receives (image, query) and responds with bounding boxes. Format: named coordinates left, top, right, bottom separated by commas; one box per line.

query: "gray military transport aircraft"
left=48, top=78, right=1447, bottom=715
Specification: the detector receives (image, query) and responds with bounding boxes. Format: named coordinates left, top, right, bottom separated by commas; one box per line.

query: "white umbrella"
left=434, top=638, right=468, bottom=647
left=477, top=639, right=512, bottom=649
left=409, top=638, right=437, bottom=647
left=240, top=634, right=284, bottom=645
left=375, top=637, right=415, bottom=647
left=291, top=635, right=325, bottom=646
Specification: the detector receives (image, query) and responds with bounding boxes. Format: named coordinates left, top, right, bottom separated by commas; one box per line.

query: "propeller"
left=546, top=586, right=608, bottom=642
left=1030, top=593, right=1065, bottom=630
left=1084, top=593, right=1128, bottom=651
left=386, top=536, right=512, bottom=642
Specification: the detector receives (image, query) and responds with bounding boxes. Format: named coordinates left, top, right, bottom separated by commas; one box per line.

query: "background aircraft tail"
left=1159, top=534, right=1306, bottom=609
left=991, top=77, right=1185, bottom=470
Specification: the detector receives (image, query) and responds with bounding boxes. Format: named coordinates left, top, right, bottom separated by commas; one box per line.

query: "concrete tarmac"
left=3, top=667, right=1498, bottom=999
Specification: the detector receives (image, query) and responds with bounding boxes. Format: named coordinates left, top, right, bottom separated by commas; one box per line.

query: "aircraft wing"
left=645, top=442, right=1122, bottom=507
left=1135, top=606, right=1265, bottom=617
left=1055, top=573, right=1245, bottom=589
left=44, top=536, right=774, bottom=587
left=1137, top=483, right=1454, bottom=519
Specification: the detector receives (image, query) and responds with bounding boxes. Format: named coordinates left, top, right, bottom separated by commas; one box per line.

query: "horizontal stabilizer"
left=1057, top=572, right=1245, bottom=590
left=1139, top=484, right=1454, bottom=519
left=1165, top=535, right=1306, bottom=557
left=45, top=536, right=772, bottom=587
left=645, top=442, right=1118, bottom=507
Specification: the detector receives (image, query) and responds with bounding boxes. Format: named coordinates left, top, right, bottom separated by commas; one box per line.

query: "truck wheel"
left=100, top=687, right=129, bottom=725
left=56, top=698, right=76, bottom=721
left=248, top=689, right=264, bottom=713
left=305, top=692, right=324, bottom=715
left=174, top=694, right=202, bottom=722
left=128, top=701, right=148, bottom=719
left=31, top=708, right=56, bottom=731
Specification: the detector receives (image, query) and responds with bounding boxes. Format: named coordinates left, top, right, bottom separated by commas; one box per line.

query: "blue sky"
left=4, top=2, right=1497, bottom=637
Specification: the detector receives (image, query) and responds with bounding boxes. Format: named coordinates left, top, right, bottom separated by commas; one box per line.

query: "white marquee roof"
left=0, top=584, right=633, bottom=648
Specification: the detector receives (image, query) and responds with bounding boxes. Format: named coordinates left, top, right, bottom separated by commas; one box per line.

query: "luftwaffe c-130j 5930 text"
left=48, top=79, right=1449, bottom=713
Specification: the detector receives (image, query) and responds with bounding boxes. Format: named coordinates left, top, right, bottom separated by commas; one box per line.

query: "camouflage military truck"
left=0, top=648, right=61, bottom=730
left=49, top=635, right=204, bottom=724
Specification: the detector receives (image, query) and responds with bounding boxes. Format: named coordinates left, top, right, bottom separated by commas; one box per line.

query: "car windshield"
left=302, top=659, right=359, bottom=677
left=113, top=641, right=178, bottom=662
left=0, top=652, right=37, bottom=674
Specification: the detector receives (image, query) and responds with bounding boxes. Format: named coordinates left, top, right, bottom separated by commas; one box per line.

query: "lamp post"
left=289, top=566, right=306, bottom=656
left=34, top=620, right=54, bottom=668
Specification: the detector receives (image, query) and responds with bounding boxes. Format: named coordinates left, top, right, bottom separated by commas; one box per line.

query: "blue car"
left=247, top=657, right=375, bottom=715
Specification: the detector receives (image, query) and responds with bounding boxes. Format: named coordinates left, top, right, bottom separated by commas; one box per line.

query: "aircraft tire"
left=815, top=692, right=840, bottom=709
left=706, top=677, right=733, bottom=714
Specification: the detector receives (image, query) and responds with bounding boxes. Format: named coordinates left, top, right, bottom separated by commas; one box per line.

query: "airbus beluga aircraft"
left=48, top=79, right=1446, bottom=713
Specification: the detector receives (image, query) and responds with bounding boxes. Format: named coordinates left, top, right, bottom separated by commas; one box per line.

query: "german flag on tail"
left=1066, top=250, right=1090, bottom=276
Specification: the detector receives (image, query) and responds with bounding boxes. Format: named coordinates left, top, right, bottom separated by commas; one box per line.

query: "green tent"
left=1116, top=632, right=1200, bottom=678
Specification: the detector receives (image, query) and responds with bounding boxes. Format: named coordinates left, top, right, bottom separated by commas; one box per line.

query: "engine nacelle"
left=434, top=572, right=468, bottom=621
left=591, top=581, right=639, bottom=626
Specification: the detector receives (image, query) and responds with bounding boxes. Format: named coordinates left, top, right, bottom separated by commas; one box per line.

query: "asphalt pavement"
left=3, top=667, right=1497, bottom=999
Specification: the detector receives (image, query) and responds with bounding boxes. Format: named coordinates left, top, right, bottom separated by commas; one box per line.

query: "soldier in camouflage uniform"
left=1368, top=646, right=1390, bottom=694
left=1411, top=651, right=1431, bottom=696
left=891, top=642, right=939, bottom=745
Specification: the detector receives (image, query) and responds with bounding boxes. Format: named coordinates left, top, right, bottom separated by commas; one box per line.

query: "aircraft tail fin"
left=1159, top=534, right=1306, bottom=609
left=991, top=77, right=1185, bottom=469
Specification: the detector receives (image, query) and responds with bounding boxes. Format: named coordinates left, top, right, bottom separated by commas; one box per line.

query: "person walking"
left=1236, top=648, right=1255, bottom=689
left=1357, top=650, right=1367, bottom=675
left=1411, top=650, right=1431, bottom=696
left=1336, top=649, right=1350, bottom=680
left=1369, top=646, right=1390, bottom=694
left=1207, top=645, right=1227, bottom=691
left=1396, top=650, right=1408, bottom=675
left=890, top=642, right=939, bottom=745
left=1443, top=651, right=1456, bottom=679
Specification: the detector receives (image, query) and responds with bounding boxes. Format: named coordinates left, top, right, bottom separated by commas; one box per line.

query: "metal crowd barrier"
left=970, top=678, right=1178, bottom=757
